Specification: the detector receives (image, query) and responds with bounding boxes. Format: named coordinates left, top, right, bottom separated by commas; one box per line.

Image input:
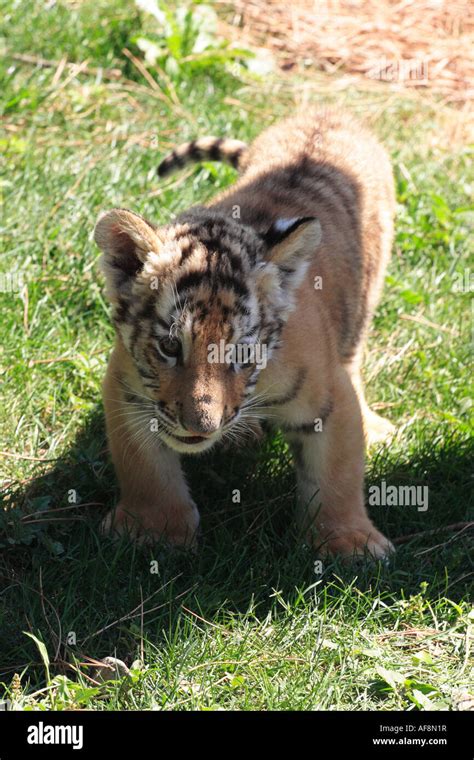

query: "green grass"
left=1, top=0, right=473, bottom=711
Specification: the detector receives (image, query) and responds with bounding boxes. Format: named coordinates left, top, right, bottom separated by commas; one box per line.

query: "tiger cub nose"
left=181, top=410, right=223, bottom=436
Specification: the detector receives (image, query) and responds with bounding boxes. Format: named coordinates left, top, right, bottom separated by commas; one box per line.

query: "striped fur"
left=94, top=107, right=396, bottom=558
left=158, top=136, right=248, bottom=177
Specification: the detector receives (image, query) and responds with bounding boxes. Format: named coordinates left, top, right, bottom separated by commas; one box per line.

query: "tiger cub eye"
left=159, top=336, right=181, bottom=357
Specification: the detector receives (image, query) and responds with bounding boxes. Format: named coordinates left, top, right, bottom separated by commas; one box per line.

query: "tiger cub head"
left=94, top=207, right=321, bottom=453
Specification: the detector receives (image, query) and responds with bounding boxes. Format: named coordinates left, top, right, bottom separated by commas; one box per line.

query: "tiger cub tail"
left=157, top=136, right=248, bottom=177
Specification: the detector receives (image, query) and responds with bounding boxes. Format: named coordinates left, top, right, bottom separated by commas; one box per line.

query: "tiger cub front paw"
left=311, top=520, right=395, bottom=561
left=101, top=501, right=200, bottom=549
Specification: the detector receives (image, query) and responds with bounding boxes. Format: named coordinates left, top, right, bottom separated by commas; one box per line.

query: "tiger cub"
left=94, top=107, right=396, bottom=558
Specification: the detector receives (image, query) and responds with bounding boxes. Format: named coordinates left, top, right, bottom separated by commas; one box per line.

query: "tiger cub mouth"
left=170, top=433, right=207, bottom=445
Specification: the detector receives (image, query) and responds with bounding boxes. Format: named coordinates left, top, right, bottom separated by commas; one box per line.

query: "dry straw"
left=219, top=0, right=473, bottom=105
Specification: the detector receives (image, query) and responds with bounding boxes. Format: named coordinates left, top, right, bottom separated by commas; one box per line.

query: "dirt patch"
left=219, top=0, right=473, bottom=105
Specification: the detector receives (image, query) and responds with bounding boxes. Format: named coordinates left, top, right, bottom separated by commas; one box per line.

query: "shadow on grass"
left=0, top=405, right=472, bottom=684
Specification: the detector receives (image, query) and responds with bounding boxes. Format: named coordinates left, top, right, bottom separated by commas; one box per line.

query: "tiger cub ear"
left=94, top=208, right=162, bottom=292
left=261, top=217, right=322, bottom=291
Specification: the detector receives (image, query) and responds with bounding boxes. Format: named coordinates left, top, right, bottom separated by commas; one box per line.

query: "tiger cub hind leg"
left=288, top=368, right=394, bottom=560
left=361, top=406, right=396, bottom=448
left=345, top=355, right=396, bottom=447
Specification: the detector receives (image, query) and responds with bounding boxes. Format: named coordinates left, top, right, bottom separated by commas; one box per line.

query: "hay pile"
left=220, top=0, right=473, bottom=104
